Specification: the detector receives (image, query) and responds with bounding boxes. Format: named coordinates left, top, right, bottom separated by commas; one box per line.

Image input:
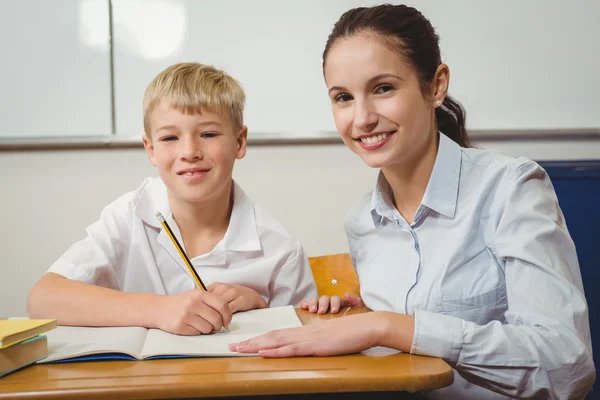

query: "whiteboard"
left=112, top=0, right=600, bottom=139
left=0, top=0, right=597, bottom=143
left=0, top=0, right=112, bottom=138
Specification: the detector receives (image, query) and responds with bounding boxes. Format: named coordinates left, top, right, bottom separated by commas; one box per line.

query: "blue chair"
left=540, top=160, right=600, bottom=399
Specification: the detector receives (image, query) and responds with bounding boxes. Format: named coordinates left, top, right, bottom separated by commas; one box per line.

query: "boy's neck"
left=168, top=181, right=234, bottom=258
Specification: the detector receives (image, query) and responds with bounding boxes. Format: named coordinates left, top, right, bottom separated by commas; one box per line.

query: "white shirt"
left=345, top=133, right=595, bottom=399
left=48, top=177, right=317, bottom=307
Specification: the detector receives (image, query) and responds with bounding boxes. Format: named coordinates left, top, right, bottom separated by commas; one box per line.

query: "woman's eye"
left=335, top=93, right=353, bottom=103
left=375, top=84, right=393, bottom=94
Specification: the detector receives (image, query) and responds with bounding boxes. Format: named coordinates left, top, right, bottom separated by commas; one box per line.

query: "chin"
left=358, top=154, right=392, bottom=169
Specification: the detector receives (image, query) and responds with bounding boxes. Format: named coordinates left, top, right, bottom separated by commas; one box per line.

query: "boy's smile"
left=177, top=167, right=212, bottom=183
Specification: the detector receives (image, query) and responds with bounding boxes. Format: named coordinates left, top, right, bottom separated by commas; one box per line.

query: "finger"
left=211, top=286, right=238, bottom=305
left=228, top=296, right=247, bottom=313
left=259, top=343, right=311, bottom=358
left=308, top=297, right=319, bottom=313
left=344, top=293, right=364, bottom=307
left=229, top=330, right=290, bottom=353
left=299, top=300, right=310, bottom=310
left=197, top=292, right=233, bottom=326
left=330, top=296, right=343, bottom=314
left=172, top=323, right=202, bottom=336
left=207, top=282, right=227, bottom=296
left=317, top=295, right=330, bottom=314
left=196, top=304, right=226, bottom=332
left=185, top=313, right=215, bottom=335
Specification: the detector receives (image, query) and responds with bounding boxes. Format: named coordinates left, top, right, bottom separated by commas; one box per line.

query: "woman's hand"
left=229, top=311, right=414, bottom=358
left=208, top=282, right=268, bottom=313
left=229, top=313, right=382, bottom=357
left=300, top=293, right=364, bottom=314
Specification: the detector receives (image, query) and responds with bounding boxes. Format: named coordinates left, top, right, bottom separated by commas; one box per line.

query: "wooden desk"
left=0, top=308, right=453, bottom=399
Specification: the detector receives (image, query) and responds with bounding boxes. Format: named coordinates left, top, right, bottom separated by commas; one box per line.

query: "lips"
left=355, top=131, right=395, bottom=150
left=177, top=167, right=210, bottom=176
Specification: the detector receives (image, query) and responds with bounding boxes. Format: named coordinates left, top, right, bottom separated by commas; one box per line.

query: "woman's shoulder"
left=461, top=146, right=543, bottom=187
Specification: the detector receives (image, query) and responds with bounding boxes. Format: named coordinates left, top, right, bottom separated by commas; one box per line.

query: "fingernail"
left=310, top=306, right=316, bottom=312
left=228, top=343, right=237, bottom=351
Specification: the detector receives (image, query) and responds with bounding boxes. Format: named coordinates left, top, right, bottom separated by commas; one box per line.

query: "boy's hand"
left=155, top=289, right=232, bottom=335
left=208, top=282, right=268, bottom=313
left=300, top=293, right=364, bottom=314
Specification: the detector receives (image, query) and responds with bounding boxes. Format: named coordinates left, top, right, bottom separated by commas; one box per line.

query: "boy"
left=27, top=62, right=317, bottom=335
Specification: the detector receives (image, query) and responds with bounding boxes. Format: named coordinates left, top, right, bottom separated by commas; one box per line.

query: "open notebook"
left=40, top=305, right=301, bottom=363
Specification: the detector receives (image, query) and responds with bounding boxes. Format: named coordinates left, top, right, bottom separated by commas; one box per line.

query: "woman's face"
left=324, top=33, right=440, bottom=170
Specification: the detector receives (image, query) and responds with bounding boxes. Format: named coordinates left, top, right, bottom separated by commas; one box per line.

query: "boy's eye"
left=334, top=93, right=353, bottom=103
left=201, top=132, right=218, bottom=138
left=160, top=136, right=178, bottom=141
left=375, top=84, right=394, bottom=94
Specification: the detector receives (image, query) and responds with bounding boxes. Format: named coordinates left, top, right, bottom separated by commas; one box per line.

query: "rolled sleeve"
left=411, top=309, right=464, bottom=363
left=47, top=197, right=131, bottom=290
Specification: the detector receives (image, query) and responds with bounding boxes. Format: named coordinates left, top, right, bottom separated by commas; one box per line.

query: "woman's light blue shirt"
left=345, top=133, right=594, bottom=399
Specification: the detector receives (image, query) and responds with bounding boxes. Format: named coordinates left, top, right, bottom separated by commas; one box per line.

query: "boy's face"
left=143, top=101, right=247, bottom=205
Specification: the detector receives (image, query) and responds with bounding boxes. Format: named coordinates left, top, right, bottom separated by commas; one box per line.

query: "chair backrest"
left=308, top=253, right=360, bottom=297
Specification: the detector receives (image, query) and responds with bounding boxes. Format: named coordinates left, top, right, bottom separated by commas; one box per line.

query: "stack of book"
left=0, top=319, right=57, bottom=378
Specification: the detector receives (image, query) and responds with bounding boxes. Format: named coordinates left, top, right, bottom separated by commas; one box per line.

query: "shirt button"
left=331, top=279, right=338, bottom=285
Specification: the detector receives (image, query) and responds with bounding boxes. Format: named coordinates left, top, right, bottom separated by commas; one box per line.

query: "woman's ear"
left=432, top=63, right=450, bottom=107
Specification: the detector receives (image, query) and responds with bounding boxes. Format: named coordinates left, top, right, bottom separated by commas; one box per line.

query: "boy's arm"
left=27, top=196, right=130, bottom=320
left=27, top=189, right=232, bottom=334
left=27, top=272, right=162, bottom=327
left=268, top=242, right=318, bottom=307
left=28, top=273, right=232, bottom=334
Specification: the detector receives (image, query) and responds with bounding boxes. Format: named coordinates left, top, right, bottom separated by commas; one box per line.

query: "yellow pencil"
left=155, top=211, right=229, bottom=332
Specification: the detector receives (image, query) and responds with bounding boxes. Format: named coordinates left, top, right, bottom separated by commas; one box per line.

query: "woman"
left=229, top=4, right=595, bottom=399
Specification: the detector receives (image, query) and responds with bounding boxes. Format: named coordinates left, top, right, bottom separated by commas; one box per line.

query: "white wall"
left=1, top=139, right=599, bottom=317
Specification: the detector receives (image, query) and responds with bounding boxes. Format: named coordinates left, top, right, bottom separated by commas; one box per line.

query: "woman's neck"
left=382, top=133, right=439, bottom=224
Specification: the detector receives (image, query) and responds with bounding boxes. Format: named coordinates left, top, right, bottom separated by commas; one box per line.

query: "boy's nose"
left=181, top=139, right=204, bottom=161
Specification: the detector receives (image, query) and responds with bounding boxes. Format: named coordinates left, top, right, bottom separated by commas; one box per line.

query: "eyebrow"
left=155, top=121, right=223, bottom=134
left=328, top=73, right=404, bottom=95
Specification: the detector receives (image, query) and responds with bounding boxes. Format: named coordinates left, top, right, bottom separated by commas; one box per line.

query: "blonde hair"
left=143, top=62, right=245, bottom=136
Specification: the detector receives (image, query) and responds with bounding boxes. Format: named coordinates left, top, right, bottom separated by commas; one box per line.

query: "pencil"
left=155, top=211, right=229, bottom=332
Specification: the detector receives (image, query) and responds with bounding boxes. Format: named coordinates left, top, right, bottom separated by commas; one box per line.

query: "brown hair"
left=323, top=4, right=472, bottom=148
left=143, top=62, right=245, bottom=136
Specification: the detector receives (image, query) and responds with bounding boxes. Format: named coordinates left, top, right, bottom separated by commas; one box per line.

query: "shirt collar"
left=135, top=178, right=262, bottom=252
left=370, top=172, right=397, bottom=227
left=421, top=132, right=462, bottom=219
left=370, top=132, right=462, bottom=227
left=223, top=182, right=262, bottom=252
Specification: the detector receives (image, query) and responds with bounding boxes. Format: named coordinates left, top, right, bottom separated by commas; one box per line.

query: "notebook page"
left=40, top=326, right=149, bottom=363
left=141, top=305, right=302, bottom=358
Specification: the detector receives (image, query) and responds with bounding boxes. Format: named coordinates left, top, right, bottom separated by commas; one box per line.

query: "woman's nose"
left=353, top=100, right=378, bottom=132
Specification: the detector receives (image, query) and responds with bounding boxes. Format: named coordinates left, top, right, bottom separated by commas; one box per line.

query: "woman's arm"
left=229, top=310, right=414, bottom=357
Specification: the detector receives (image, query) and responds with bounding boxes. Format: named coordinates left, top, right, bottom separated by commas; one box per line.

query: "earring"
left=436, top=100, right=442, bottom=107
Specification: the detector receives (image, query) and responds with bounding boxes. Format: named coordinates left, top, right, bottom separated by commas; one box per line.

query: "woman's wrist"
left=370, top=311, right=415, bottom=353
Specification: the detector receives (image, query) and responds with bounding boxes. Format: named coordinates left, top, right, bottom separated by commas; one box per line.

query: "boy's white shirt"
left=47, top=177, right=317, bottom=307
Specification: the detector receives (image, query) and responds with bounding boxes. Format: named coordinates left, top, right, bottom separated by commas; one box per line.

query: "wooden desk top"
left=0, top=308, right=453, bottom=399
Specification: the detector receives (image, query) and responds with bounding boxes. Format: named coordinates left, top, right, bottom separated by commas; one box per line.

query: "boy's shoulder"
left=231, top=183, right=301, bottom=251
